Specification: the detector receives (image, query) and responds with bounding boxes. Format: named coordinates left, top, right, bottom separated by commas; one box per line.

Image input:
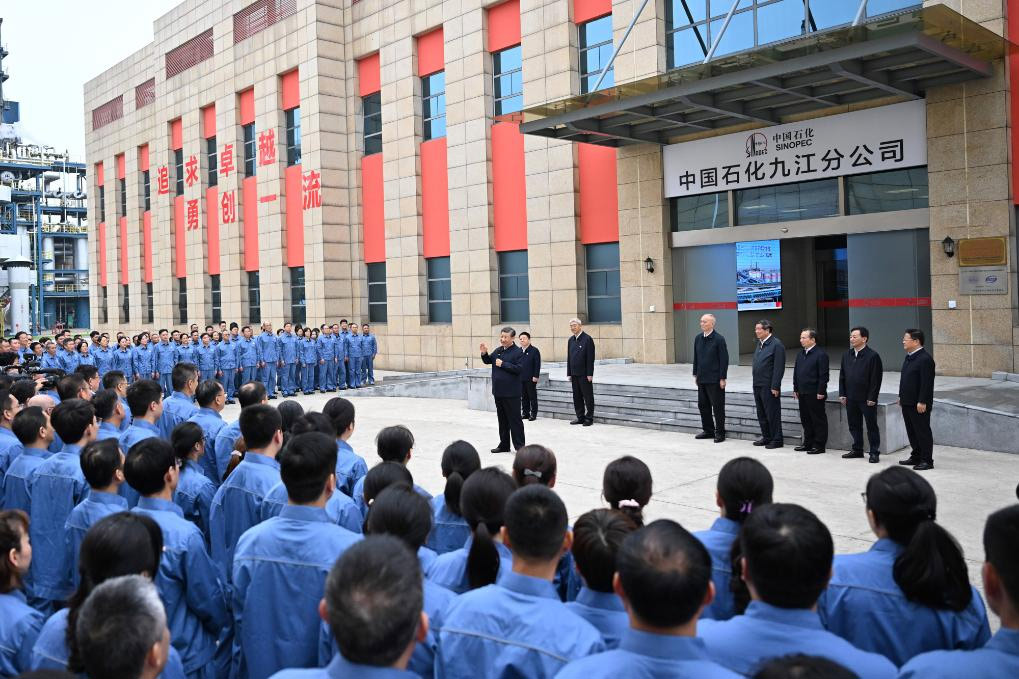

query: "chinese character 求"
left=184, top=155, right=199, bottom=187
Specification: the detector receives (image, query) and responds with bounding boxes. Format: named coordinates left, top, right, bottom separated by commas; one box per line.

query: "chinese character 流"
left=302, top=170, right=322, bottom=210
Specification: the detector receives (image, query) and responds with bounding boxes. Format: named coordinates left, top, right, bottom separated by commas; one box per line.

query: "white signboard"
left=959, top=266, right=1008, bottom=295
left=663, top=100, right=927, bottom=198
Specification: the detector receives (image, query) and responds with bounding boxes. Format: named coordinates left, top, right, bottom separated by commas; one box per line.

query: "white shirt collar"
left=908, top=346, right=923, bottom=356
left=803, top=344, right=814, bottom=354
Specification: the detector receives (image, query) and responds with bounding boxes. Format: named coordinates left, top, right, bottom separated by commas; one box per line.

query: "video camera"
left=2, top=354, right=65, bottom=392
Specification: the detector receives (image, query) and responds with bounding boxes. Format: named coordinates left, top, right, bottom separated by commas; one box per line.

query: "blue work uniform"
left=213, top=419, right=242, bottom=483
left=64, top=490, right=128, bottom=588
left=0, top=590, right=43, bottom=676
left=96, top=420, right=121, bottom=442
left=2, top=446, right=49, bottom=513
left=697, top=600, right=898, bottom=679
left=232, top=505, right=362, bottom=679
left=427, top=535, right=514, bottom=595
left=119, top=420, right=162, bottom=507
left=188, top=407, right=227, bottom=485
left=336, top=331, right=350, bottom=387
left=176, top=343, right=197, bottom=367
left=133, top=342, right=156, bottom=379
left=76, top=352, right=96, bottom=367
left=0, top=425, right=21, bottom=476
left=316, top=333, right=336, bottom=391
left=260, top=483, right=363, bottom=534
left=154, top=341, right=177, bottom=395
left=256, top=332, right=280, bottom=398
left=364, top=332, right=378, bottom=384
left=300, top=338, right=318, bottom=392
left=195, top=344, right=219, bottom=383
left=346, top=333, right=363, bottom=388
left=119, top=396, right=133, bottom=432
left=93, top=345, right=116, bottom=376
left=160, top=390, right=198, bottom=439
left=278, top=331, right=299, bottom=396
left=426, top=494, right=471, bottom=555
left=898, top=627, right=1019, bottom=679
left=556, top=628, right=741, bottom=679
left=817, top=537, right=991, bottom=665
left=58, top=349, right=80, bottom=373
left=112, top=346, right=135, bottom=381
left=40, top=352, right=62, bottom=370
left=437, top=570, right=605, bottom=678
left=269, top=653, right=419, bottom=679
left=30, top=607, right=188, bottom=679
left=693, top=517, right=740, bottom=621
left=209, top=453, right=280, bottom=584
left=351, top=474, right=431, bottom=519
left=216, top=337, right=240, bottom=398
left=237, top=337, right=261, bottom=386
left=334, top=440, right=368, bottom=498
left=175, top=460, right=216, bottom=545
left=564, top=587, right=629, bottom=650
left=28, top=443, right=90, bottom=607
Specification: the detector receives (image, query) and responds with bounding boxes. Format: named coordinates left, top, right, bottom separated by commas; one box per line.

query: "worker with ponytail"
left=426, top=440, right=481, bottom=554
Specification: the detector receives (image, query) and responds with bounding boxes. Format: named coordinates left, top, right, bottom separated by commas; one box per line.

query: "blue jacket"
left=300, top=338, right=318, bottom=364
left=28, top=444, right=90, bottom=601
left=697, top=601, right=897, bottom=679
left=119, top=420, right=160, bottom=454
left=334, top=332, right=348, bottom=360
left=0, top=590, right=43, bottom=676
left=41, top=352, right=62, bottom=370
left=76, top=353, right=96, bottom=367
left=269, top=653, right=420, bottom=679
left=817, top=538, right=991, bottom=665
left=425, top=493, right=471, bottom=555
left=427, top=535, right=514, bottom=595
left=693, top=517, right=740, bottom=621
left=160, top=391, right=198, bottom=439
left=437, top=571, right=604, bottom=679
left=347, top=333, right=363, bottom=357
left=556, top=628, right=741, bottom=679
left=209, top=453, right=281, bottom=583
left=481, top=344, right=523, bottom=398
left=96, top=421, right=121, bottom=442
left=364, top=333, right=378, bottom=356
left=564, top=588, right=629, bottom=650
left=194, top=344, right=219, bottom=372
left=237, top=337, right=261, bottom=367
left=132, top=497, right=230, bottom=674
left=111, top=347, right=135, bottom=374
left=217, top=337, right=239, bottom=370
left=93, top=346, right=117, bottom=375
left=188, top=407, right=227, bottom=484
left=898, top=627, right=1019, bottom=679
left=0, top=426, right=21, bottom=476
left=65, top=490, right=128, bottom=588
left=175, top=344, right=197, bottom=366
left=1, top=446, right=49, bottom=513
left=232, top=505, right=362, bottom=679
left=133, top=343, right=156, bottom=375
left=58, top=349, right=80, bottom=373
left=260, top=483, right=363, bottom=534
left=334, top=440, right=367, bottom=498
left=213, top=419, right=242, bottom=482
left=174, top=460, right=216, bottom=543
left=153, top=341, right=176, bottom=373
left=257, top=332, right=281, bottom=363
left=316, top=334, right=336, bottom=360
left=279, top=332, right=299, bottom=362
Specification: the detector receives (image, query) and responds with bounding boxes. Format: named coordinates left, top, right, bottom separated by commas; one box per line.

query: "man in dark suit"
left=480, top=327, right=524, bottom=453
left=793, top=328, right=829, bottom=455
left=692, top=313, right=729, bottom=443
left=898, top=328, right=936, bottom=471
left=567, top=318, right=595, bottom=426
left=751, top=319, right=785, bottom=449
left=838, top=326, right=884, bottom=463
left=519, top=331, right=541, bottom=421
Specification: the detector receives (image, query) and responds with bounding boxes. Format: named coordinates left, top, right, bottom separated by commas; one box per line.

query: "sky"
left=1, top=1, right=179, bottom=162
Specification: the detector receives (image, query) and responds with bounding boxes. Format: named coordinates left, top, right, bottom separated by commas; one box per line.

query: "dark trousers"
left=571, top=376, right=594, bottom=422
left=495, top=396, right=525, bottom=451
left=846, top=399, right=880, bottom=453
left=901, top=404, right=934, bottom=463
left=797, top=395, right=828, bottom=448
left=521, top=381, right=538, bottom=418
left=697, top=382, right=725, bottom=435
left=753, top=386, right=783, bottom=443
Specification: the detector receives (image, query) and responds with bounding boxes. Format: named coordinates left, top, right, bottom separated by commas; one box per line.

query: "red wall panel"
left=243, top=176, right=259, bottom=271
left=98, top=222, right=107, bottom=287
left=115, top=154, right=126, bottom=180
left=139, top=144, right=149, bottom=172
left=358, top=53, right=381, bottom=96
left=362, top=153, right=385, bottom=263
left=421, top=137, right=450, bottom=258
left=281, top=69, right=300, bottom=110
left=95, top=162, right=104, bottom=187
left=173, top=195, right=186, bottom=278
left=202, top=105, right=216, bottom=138
left=578, top=143, right=619, bottom=244
left=119, top=216, right=129, bottom=284
left=170, top=119, right=183, bottom=150
left=239, top=88, right=255, bottom=125
left=488, top=0, right=521, bottom=53
left=492, top=122, right=528, bottom=252
left=574, top=0, right=611, bottom=23
left=206, top=187, right=220, bottom=276
left=143, top=211, right=153, bottom=283
left=417, top=28, right=445, bottom=77
left=285, top=165, right=304, bottom=267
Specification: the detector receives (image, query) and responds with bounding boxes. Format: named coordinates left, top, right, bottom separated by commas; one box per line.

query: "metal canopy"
left=518, top=5, right=1009, bottom=147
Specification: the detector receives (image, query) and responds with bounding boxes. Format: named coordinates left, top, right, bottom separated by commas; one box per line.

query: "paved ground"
left=222, top=387, right=1019, bottom=619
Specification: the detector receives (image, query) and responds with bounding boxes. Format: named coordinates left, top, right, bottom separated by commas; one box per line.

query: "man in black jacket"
left=838, top=326, right=884, bottom=463
left=567, top=318, right=595, bottom=426
left=519, top=331, right=541, bottom=421
left=751, top=320, right=785, bottom=449
left=480, top=327, right=524, bottom=453
left=793, top=328, right=829, bottom=455
left=692, top=314, right=728, bottom=443
left=898, top=328, right=936, bottom=471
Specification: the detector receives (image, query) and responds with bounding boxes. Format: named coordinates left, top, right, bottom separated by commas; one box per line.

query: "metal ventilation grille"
left=165, top=28, right=214, bottom=78
left=135, top=78, right=156, bottom=110
left=233, top=0, right=298, bottom=43
left=92, top=95, right=123, bottom=130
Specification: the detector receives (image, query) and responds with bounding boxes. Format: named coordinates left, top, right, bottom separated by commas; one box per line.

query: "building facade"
left=84, top=0, right=1019, bottom=376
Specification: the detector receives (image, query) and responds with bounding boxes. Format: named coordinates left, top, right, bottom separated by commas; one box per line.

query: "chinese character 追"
left=302, top=170, right=321, bottom=210
left=849, top=144, right=874, bottom=168
left=184, top=155, right=199, bottom=187
left=186, top=198, right=199, bottom=231
left=221, top=191, right=236, bottom=223
left=220, top=143, right=235, bottom=177
left=157, top=166, right=169, bottom=195
left=879, top=139, right=904, bottom=163
left=258, top=129, right=276, bottom=166
left=700, top=168, right=718, bottom=189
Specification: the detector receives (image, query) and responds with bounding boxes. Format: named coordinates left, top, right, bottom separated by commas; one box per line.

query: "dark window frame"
left=585, top=242, right=622, bottom=324
left=498, top=250, right=529, bottom=323
left=290, top=266, right=306, bottom=324
left=100, top=285, right=109, bottom=325
left=146, top=282, right=154, bottom=324
left=426, top=256, right=452, bottom=324
left=210, top=274, right=222, bottom=324
left=118, top=178, right=127, bottom=218
left=367, top=261, right=388, bottom=323
left=177, top=277, right=188, bottom=325
left=207, top=136, right=218, bottom=186
left=579, top=14, right=614, bottom=94
left=98, top=185, right=106, bottom=222
left=285, top=108, right=302, bottom=166
left=243, top=123, right=256, bottom=177
left=121, top=284, right=130, bottom=324
left=493, top=45, right=523, bottom=116
left=248, top=270, right=261, bottom=324
left=422, top=71, right=446, bottom=141
left=363, top=92, right=382, bottom=155
left=174, top=148, right=184, bottom=196
left=142, top=170, right=151, bottom=211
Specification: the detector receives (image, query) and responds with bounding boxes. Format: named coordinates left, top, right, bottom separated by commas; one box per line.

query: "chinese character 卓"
left=186, top=199, right=199, bottom=231
left=184, top=155, right=199, bottom=187
left=302, top=170, right=322, bottom=210
left=220, top=143, right=235, bottom=177
left=258, top=129, right=277, bottom=166
left=157, top=166, right=169, bottom=195
left=221, top=191, right=236, bottom=223
left=879, top=139, right=904, bottom=163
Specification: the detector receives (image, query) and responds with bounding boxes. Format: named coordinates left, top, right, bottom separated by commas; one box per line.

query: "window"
left=243, top=123, right=256, bottom=177
left=248, top=271, right=261, bottom=324
left=146, top=282, right=154, bottom=323
left=55, top=298, right=77, bottom=328
left=289, top=266, right=306, bottom=324
left=285, top=108, right=301, bottom=166
left=177, top=277, right=188, bottom=324
left=585, top=242, right=621, bottom=323
left=121, top=284, right=130, bottom=324
left=367, top=262, right=387, bottom=323
left=142, top=170, right=151, bottom=211
left=498, top=250, right=529, bottom=322
left=734, top=178, right=838, bottom=225
left=118, top=178, right=127, bottom=217
left=363, top=93, right=382, bottom=155
left=207, top=136, right=218, bottom=187
left=579, top=15, right=614, bottom=94
left=53, top=238, right=75, bottom=269
left=493, top=45, right=523, bottom=116
left=671, top=192, right=729, bottom=232
left=426, top=256, right=451, bottom=323
left=174, top=148, right=184, bottom=196
left=100, top=286, right=109, bottom=324
left=98, top=185, right=106, bottom=222
left=422, top=72, right=446, bottom=141
left=847, top=167, right=928, bottom=215
left=210, top=274, right=222, bottom=324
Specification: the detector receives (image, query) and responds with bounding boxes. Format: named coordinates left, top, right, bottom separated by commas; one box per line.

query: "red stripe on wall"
left=206, top=187, right=220, bottom=276
left=116, top=154, right=126, bottom=180
left=673, top=302, right=738, bottom=311
left=143, top=211, right=153, bottom=283
left=119, top=216, right=129, bottom=284
left=139, top=145, right=149, bottom=172
left=578, top=143, right=619, bottom=244
left=488, top=0, right=521, bottom=53
left=281, top=69, right=300, bottom=110
left=817, top=297, right=932, bottom=309
left=96, top=163, right=104, bottom=187
left=243, top=175, right=259, bottom=271
left=98, top=222, right=107, bottom=287
left=173, top=196, right=186, bottom=278
left=362, top=154, right=386, bottom=263
left=492, top=122, right=527, bottom=252
left=239, top=88, right=255, bottom=125
left=171, top=119, right=183, bottom=150
left=417, top=28, right=445, bottom=77
left=574, top=0, right=611, bottom=23
left=421, top=137, right=450, bottom=258
left=285, top=165, right=304, bottom=267
left=203, top=105, right=216, bottom=138
left=358, top=53, right=381, bottom=96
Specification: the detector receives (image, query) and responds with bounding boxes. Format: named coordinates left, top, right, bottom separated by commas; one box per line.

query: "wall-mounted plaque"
left=959, top=266, right=1008, bottom=295
left=958, top=237, right=1007, bottom=267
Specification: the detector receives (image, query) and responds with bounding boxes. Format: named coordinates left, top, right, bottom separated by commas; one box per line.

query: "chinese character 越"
left=745, top=161, right=766, bottom=183
left=768, top=157, right=790, bottom=180
left=849, top=144, right=874, bottom=168
left=186, top=198, right=199, bottom=231
left=722, top=165, right=740, bottom=186
left=258, top=129, right=276, bottom=166
left=821, top=148, right=844, bottom=173
left=302, top=170, right=321, bottom=210
left=879, top=139, right=904, bottom=163
left=220, top=143, right=235, bottom=177
left=157, top=166, right=169, bottom=195
left=184, top=155, right=199, bottom=187
left=220, top=191, right=236, bottom=223
left=700, top=168, right=718, bottom=189
left=677, top=170, right=697, bottom=190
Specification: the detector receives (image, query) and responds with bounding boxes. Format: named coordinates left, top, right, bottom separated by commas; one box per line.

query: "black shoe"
left=794, top=444, right=813, bottom=452
left=868, top=453, right=880, bottom=464
left=808, top=448, right=825, bottom=455
left=528, top=416, right=537, bottom=421
left=225, top=399, right=236, bottom=405
left=582, top=420, right=593, bottom=426
left=753, top=438, right=767, bottom=446
left=695, top=432, right=714, bottom=440
left=842, top=451, right=864, bottom=459
left=899, top=457, right=920, bottom=466
left=912, top=461, right=934, bottom=471
left=765, top=442, right=783, bottom=449
left=714, top=435, right=725, bottom=443
left=490, top=447, right=510, bottom=454
left=570, top=419, right=583, bottom=425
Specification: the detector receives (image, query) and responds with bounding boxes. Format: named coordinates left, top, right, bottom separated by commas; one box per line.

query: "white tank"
left=42, top=236, right=55, bottom=291
left=2, top=257, right=33, bottom=334
left=74, top=237, right=88, bottom=270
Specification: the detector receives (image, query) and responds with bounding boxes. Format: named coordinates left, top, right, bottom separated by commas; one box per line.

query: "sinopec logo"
left=986, top=276, right=998, bottom=283
left=746, top=133, right=768, bottom=158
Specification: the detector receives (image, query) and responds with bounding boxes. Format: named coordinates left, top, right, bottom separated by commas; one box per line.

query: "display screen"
left=736, top=240, right=783, bottom=311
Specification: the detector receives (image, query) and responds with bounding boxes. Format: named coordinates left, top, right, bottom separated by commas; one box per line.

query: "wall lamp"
left=644, top=256, right=655, bottom=274
left=941, top=236, right=956, bottom=258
